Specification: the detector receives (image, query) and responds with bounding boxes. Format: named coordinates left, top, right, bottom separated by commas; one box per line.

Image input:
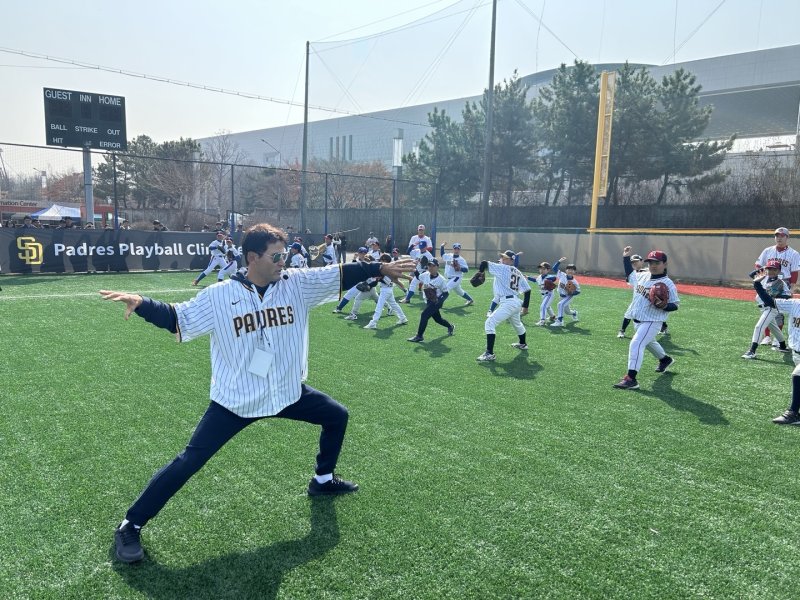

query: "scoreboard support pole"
left=83, top=147, right=94, bottom=227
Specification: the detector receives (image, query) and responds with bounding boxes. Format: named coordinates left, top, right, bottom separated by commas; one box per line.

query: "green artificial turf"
left=1, top=272, right=798, bottom=599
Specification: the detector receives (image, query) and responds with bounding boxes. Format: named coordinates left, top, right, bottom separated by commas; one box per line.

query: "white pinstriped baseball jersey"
left=442, top=253, right=468, bottom=279
left=488, top=262, right=531, bottom=297
left=626, top=271, right=679, bottom=322
left=773, top=298, right=800, bottom=351
left=756, top=246, right=800, bottom=280
left=289, top=253, right=307, bottom=268
left=174, top=264, right=342, bottom=418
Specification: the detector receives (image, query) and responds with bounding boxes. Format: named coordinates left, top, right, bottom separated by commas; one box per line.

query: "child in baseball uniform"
left=754, top=273, right=800, bottom=424
left=400, top=241, right=435, bottom=304
left=407, top=259, right=454, bottom=342
left=192, top=231, right=228, bottom=286
left=614, top=250, right=679, bottom=390
left=527, top=257, right=566, bottom=325
left=742, top=259, right=791, bottom=358
left=618, top=249, right=646, bottom=338
left=364, top=254, right=408, bottom=329
left=550, top=263, right=581, bottom=327
left=332, top=247, right=371, bottom=315
left=217, top=238, right=241, bottom=281
left=476, top=250, right=532, bottom=361
left=439, top=242, right=475, bottom=306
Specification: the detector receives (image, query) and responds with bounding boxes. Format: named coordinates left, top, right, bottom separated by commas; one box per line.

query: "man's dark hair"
left=241, top=223, right=287, bottom=265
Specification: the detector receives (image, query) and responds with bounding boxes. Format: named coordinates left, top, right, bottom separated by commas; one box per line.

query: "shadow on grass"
left=480, top=352, right=542, bottom=380
left=546, top=323, right=591, bottom=336
left=113, top=496, right=339, bottom=600
left=406, top=334, right=453, bottom=358
left=640, top=372, right=729, bottom=426
left=658, top=336, right=700, bottom=357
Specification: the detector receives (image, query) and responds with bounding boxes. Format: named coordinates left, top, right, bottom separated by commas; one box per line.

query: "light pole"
left=392, top=129, right=404, bottom=253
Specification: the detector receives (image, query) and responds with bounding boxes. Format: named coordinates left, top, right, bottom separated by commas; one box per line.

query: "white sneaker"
left=486, top=311, right=494, bottom=318
left=571, top=311, right=579, bottom=322
left=363, top=322, right=377, bottom=329
left=464, top=299, right=474, bottom=306
left=397, top=318, right=408, bottom=325
left=536, top=319, right=546, bottom=326
left=476, top=352, right=496, bottom=362
left=760, top=336, right=772, bottom=346
left=550, top=320, right=564, bottom=327
left=511, top=343, right=528, bottom=350
left=344, top=314, right=358, bottom=321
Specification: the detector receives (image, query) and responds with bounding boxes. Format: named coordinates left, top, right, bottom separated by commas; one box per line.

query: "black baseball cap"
left=500, top=250, right=515, bottom=259
left=427, top=258, right=440, bottom=267
left=630, top=254, right=643, bottom=262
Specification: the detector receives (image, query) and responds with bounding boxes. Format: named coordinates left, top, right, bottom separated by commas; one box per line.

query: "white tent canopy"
left=30, top=204, right=81, bottom=220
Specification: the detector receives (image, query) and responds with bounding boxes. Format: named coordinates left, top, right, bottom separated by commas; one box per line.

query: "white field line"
left=0, top=288, right=196, bottom=301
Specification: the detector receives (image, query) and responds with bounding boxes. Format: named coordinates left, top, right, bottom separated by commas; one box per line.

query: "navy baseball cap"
left=358, top=246, right=368, bottom=253
left=644, top=250, right=667, bottom=263
left=452, top=243, right=462, bottom=249
left=419, top=241, right=428, bottom=248
left=392, top=247, right=399, bottom=254
left=427, top=258, right=439, bottom=267
left=631, top=254, right=643, bottom=262
left=290, top=242, right=302, bottom=250
left=538, top=261, right=551, bottom=269
left=500, top=250, right=515, bottom=259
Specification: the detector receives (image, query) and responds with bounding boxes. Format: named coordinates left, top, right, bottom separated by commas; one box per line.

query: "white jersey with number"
left=627, top=272, right=679, bottom=322
left=756, top=245, right=800, bottom=281
left=289, top=253, right=307, bottom=268
left=173, top=265, right=342, bottom=418
left=488, top=261, right=531, bottom=298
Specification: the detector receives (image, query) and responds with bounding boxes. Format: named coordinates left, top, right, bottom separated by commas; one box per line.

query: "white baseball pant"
left=485, top=296, right=525, bottom=335
left=627, top=320, right=667, bottom=371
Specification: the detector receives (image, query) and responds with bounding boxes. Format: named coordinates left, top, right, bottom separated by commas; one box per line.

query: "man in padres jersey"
left=476, top=250, right=532, bottom=362
left=100, top=222, right=415, bottom=564
left=613, top=249, right=679, bottom=390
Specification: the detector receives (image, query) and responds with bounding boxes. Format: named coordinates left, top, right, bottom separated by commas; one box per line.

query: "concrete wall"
left=446, top=230, right=778, bottom=285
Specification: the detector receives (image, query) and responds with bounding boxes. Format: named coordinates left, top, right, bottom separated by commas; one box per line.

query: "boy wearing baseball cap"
left=743, top=259, right=791, bottom=358
left=755, top=227, right=800, bottom=346
left=614, top=248, right=679, bottom=390
left=618, top=248, right=647, bottom=338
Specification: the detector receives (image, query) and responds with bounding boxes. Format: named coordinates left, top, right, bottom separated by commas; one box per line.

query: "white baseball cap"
left=775, top=227, right=790, bottom=236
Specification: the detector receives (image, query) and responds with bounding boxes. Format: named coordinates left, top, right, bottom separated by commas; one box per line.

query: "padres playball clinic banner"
left=0, top=229, right=242, bottom=274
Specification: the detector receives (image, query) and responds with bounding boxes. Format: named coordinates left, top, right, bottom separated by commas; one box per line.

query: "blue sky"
left=2, top=0, right=799, bottom=145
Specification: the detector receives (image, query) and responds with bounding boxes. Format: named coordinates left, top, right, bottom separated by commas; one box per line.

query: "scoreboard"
left=44, top=88, right=127, bottom=150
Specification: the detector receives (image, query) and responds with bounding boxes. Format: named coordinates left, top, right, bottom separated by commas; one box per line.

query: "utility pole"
left=300, top=40, right=310, bottom=234
left=480, top=0, right=498, bottom=227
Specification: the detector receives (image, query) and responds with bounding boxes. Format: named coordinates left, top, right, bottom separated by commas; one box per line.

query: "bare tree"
left=203, top=130, right=249, bottom=219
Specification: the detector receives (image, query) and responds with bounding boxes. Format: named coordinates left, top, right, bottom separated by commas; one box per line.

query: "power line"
left=0, top=46, right=432, bottom=129
left=661, top=0, right=728, bottom=65
left=512, top=0, right=578, bottom=60
left=316, top=0, right=456, bottom=42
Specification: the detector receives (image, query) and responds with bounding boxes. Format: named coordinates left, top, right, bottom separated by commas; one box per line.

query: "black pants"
left=417, top=296, right=451, bottom=337
left=126, top=384, right=349, bottom=527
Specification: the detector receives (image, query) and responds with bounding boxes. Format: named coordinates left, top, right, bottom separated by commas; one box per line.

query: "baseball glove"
left=356, top=282, right=370, bottom=292
left=564, top=281, right=577, bottom=295
left=419, top=255, right=429, bottom=269
left=649, top=282, right=669, bottom=309
left=423, top=287, right=438, bottom=303
left=226, top=251, right=236, bottom=261
left=470, top=271, right=486, bottom=287
left=767, top=279, right=787, bottom=298
left=543, top=277, right=556, bottom=291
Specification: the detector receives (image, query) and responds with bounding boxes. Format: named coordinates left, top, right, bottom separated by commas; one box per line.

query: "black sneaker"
left=447, top=324, right=455, bottom=336
left=307, top=475, right=359, bottom=496
left=613, top=376, right=639, bottom=390
left=772, top=410, right=800, bottom=425
left=655, top=356, right=674, bottom=373
left=114, top=522, right=144, bottom=563
left=407, top=335, right=424, bottom=343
